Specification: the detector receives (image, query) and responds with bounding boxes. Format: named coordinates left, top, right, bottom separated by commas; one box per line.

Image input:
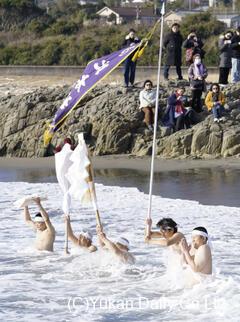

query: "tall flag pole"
left=146, top=0, right=166, bottom=235
left=43, top=21, right=161, bottom=147
left=43, top=43, right=142, bottom=147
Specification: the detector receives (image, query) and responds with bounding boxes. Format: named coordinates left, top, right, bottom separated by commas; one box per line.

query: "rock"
left=221, top=131, right=240, bottom=157
left=1, top=82, right=240, bottom=159
left=159, top=126, right=172, bottom=137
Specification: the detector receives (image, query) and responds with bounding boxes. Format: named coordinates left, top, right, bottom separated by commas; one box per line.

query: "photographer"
left=183, top=30, right=205, bottom=65
left=218, top=31, right=233, bottom=86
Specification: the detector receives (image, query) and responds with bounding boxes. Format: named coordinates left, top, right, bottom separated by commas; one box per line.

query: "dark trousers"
left=219, top=67, right=231, bottom=85
left=191, top=89, right=203, bottom=113
left=164, top=65, right=182, bottom=80
left=124, top=58, right=136, bottom=86
left=175, top=114, right=191, bottom=131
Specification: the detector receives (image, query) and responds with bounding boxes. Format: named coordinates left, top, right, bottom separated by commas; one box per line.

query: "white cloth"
left=55, top=143, right=73, bottom=214
left=139, top=89, right=156, bottom=109
left=192, top=230, right=213, bottom=250
left=14, top=195, right=47, bottom=208
left=66, top=134, right=93, bottom=205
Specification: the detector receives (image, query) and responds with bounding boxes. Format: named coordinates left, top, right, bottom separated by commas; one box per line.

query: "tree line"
left=0, top=1, right=228, bottom=66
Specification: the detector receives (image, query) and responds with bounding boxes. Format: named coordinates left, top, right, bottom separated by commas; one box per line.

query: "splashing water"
left=0, top=182, right=239, bottom=321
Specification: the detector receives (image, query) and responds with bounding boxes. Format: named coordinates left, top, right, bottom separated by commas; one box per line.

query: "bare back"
left=194, top=244, right=212, bottom=274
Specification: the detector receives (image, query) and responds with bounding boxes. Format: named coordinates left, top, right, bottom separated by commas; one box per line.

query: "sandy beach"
left=1, top=155, right=240, bottom=172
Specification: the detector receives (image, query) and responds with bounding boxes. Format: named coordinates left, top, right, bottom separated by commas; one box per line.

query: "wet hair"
left=34, top=213, right=44, bottom=221
left=172, top=23, right=180, bottom=28
left=144, top=79, right=153, bottom=87
left=156, top=218, right=178, bottom=233
left=193, top=226, right=208, bottom=240
left=210, top=83, right=220, bottom=91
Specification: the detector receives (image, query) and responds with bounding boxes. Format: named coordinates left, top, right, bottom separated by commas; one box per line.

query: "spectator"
left=218, top=31, right=233, bottom=86
left=122, top=28, right=140, bottom=88
left=188, top=54, right=208, bottom=113
left=139, top=80, right=156, bottom=132
left=163, top=23, right=183, bottom=81
left=162, top=87, right=197, bottom=132
left=231, top=27, right=240, bottom=83
left=183, top=29, right=205, bottom=66
left=205, top=83, right=225, bottom=123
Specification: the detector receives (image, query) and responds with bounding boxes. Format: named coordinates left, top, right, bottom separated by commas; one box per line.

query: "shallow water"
left=0, top=181, right=240, bottom=321
left=1, top=167, right=240, bottom=207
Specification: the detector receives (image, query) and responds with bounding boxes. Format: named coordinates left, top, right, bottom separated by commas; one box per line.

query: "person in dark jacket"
left=183, top=29, right=205, bottom=65
left=231, top=27, right=240, bottom=83
left=122, top=28, right=140, bottom=87
left=162, top=87, right=197, bottom=131
left=218, top=31, right=233, bottom=86
left=163, top=23, right=183, bottom=81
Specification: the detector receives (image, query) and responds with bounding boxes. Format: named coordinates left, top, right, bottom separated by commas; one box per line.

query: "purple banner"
left=50, top=42, right=141, bottom=134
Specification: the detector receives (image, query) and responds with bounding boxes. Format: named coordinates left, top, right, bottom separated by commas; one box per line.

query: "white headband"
left=34, top=216, right=45, bottom=223
left=192, top=230, right=208, bottom=238
left=116, top=237, right=130, bottom=249
left=162, top=226, right=177, bottom=230
left=80, top=231, right=92, bottom=241
left=192, top=229, right=213, bottom=250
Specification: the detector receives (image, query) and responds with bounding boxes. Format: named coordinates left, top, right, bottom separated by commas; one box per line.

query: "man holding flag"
left=97, top=225, right=135, bottom=264
left=122, top=28, right=140, bottom=88
left=64, top=215, right=97, bottom=253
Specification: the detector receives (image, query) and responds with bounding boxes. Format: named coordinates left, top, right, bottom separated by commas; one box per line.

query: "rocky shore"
left=0, top=80, right=240, bottom=159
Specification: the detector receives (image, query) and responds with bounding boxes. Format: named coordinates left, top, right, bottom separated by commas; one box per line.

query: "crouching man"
left=180, top=226, right=212, bottom=275
left=23, top=197, right=55, bottom=252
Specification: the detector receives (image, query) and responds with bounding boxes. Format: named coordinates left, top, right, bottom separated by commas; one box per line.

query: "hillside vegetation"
left=0, top=0, right=226, bottom=66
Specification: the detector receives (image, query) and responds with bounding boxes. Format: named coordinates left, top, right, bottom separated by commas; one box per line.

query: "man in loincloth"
left=180, top=226, right=212, bottom=275
left=96, top=225, right=135, bottom=264
left=64, top=214, right=97, bottom=253
left=23, top=197, right=55, bottom=252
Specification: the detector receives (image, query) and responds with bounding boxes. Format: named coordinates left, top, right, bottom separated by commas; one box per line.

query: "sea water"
left=0, top=181, right=239, bottom=321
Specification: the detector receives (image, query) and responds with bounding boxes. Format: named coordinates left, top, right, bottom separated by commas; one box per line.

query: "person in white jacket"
left=139, top=80, right=157, bottom=132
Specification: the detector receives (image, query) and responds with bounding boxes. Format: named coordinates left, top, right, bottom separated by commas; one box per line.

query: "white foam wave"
left=0, top=182, right=239, bottom=321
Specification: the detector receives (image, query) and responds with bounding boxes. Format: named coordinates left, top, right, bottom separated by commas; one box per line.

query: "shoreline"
left=0, top=156, right=240, bottom=173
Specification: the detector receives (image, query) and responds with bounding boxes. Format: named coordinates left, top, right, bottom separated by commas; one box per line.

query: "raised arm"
left=64, top=214, right=79, bottom=246
left=146, top=232, right=182, bottom=246
left=180, top=238, right=208, bottom=272
left=33, top=197, right=55, bottom=233
left=145, top=218, right=163, bottom=241
left=97, top=226, right=121, bottom=256
left=23, top=206, right=35, bottom=229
